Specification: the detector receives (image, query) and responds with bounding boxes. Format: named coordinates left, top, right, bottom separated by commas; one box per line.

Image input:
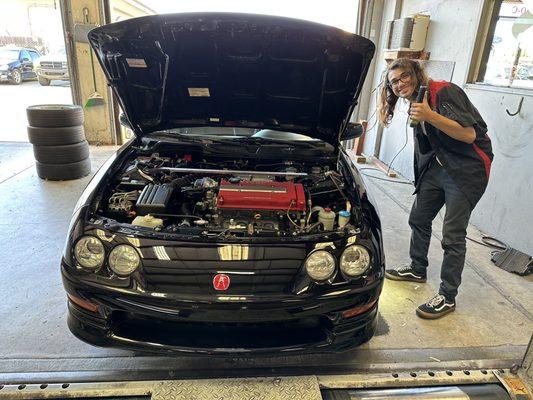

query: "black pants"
left=409, top=160, right=473, bottom=301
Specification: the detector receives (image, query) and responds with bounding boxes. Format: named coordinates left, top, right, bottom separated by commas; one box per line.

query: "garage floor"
left=0, top=142, right=531, bottom=383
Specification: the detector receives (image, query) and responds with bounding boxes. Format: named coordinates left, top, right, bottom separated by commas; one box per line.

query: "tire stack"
left=27, top=105, right=91, bottom=181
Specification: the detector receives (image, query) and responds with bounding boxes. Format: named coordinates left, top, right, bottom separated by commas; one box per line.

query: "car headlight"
left=74, top=236, right=105, bottom=269
left=340, top=245, right=371, bottom=277
left=304, top=250, right=336, bottom=281
left=109, top=244, right=140, bottom=276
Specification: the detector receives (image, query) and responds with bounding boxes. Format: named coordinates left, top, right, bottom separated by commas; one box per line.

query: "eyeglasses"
left=388, top=71, right=412, bottom=88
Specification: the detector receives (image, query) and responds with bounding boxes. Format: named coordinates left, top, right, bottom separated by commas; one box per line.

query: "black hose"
left=357, top=167, right=413, bottom=185
left=150, top=213, right=203, bottom=220
left=170, top=174, right=195, bottom=188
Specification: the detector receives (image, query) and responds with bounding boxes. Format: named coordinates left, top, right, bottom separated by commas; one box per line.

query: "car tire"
left=38, top=76, right=51, bottom=86
left=11, top=69, right=22, bottom=85
left=33, top=140, right=90, bottom=164
left=26, top=104, right=84, bottom=127
left=27, top=125, right=86, bottom=146
left=36, top=158, right=92, bottom=181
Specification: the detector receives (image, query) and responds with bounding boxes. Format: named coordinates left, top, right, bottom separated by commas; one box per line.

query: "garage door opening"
left=0, top=1, right=72, bottom=143
left=129, top=0, right=358, bottom=31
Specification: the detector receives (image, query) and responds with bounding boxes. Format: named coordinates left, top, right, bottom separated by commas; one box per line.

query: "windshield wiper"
left=222, top=136, right=323, bottom=148
left=147, top=132, right=324, bottom=149
left=147, top=132, right=215, bottom=143
left=150, top=131, right=314, bottom=147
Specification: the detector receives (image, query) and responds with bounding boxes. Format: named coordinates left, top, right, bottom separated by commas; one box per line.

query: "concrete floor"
left=0, top=142, right=531, bottom=383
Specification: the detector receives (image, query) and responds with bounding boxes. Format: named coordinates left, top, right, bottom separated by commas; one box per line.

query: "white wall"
left=401, top=0, right=483, bottom=85
left=374, top=0, right=485, bottom=180
left=363, top=0, right=533, bottom=254
left=362, top=0, right=401, bottom=157
left=465, top=87, right=533, bottom=254
left=378, top=98, right=415, bottom=180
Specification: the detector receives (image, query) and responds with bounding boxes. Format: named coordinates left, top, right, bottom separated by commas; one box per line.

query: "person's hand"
left=409, top=93, right=435, bottom=123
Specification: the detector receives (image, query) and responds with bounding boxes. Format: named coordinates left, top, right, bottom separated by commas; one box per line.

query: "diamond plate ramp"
left=151, top=376, right=321, bottom=400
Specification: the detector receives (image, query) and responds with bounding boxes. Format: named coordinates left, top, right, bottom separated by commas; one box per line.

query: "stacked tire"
left=27, top=105, right=91, bottom=181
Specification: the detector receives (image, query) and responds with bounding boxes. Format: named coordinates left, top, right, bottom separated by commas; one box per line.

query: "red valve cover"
left=216, top=180, right=306, bottom=211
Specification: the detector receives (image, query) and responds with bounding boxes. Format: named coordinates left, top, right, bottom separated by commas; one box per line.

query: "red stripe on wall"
left=472, top=143, right=491, bottom=179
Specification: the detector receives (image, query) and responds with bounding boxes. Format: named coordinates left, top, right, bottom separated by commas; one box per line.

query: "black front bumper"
left=0, top=70, right=14, bottom=82
left=62, top=263, right=381, bottom=355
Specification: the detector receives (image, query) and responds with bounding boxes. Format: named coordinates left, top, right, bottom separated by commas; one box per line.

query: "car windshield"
left=0, top=49, right=19, bottom=59
left=154, top=127, right=320, bottom=142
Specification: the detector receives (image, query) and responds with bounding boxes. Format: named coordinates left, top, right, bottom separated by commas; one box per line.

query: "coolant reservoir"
left=338, top=210, right=351, bottom=228
left=319, top=208, right=336, bottom=231
left=132, top=214, right=164, bottom=228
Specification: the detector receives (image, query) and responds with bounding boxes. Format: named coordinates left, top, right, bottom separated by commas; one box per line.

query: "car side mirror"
left=340, top=122, right=365, bottom=141
left=119, top=113, right=132, bottom=129
left=22, top=57, right=30, bottom=62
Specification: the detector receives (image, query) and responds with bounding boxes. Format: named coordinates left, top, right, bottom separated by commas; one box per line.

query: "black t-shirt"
left=413, top=81, right=493, bottom=206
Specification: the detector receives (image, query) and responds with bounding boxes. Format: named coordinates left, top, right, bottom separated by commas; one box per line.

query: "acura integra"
left=62, top=12, right=384, bottom=355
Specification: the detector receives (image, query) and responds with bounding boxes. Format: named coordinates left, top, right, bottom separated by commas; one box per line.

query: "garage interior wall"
left=61, top=0, right=116, bottom=145
left=360, top=0, right=403, bottom=161
left=360, top=0, right=533, bottom=255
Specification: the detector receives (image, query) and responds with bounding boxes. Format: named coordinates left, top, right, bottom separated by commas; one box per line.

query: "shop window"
left=477, top=0, right=533, bottom=89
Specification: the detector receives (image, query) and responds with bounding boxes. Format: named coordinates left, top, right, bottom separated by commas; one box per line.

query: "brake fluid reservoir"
left=338, top=210, right=351, bottom=228
left=319, top=208, right=336, bottom=231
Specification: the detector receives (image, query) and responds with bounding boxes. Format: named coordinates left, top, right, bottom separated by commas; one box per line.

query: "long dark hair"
left=378, top=58, right=428, bottom=127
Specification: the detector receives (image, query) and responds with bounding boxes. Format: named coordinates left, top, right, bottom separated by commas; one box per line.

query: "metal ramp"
left=1, top=368, right=531, bottom=399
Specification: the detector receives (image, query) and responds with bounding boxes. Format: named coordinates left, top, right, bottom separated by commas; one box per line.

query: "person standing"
left=378, top=58, right=493, bottom=319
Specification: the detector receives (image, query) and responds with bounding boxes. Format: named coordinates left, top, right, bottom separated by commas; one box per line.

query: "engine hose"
left=306, top=206, right=324, bottom=226
left=170, top=174, right=195, bottom=188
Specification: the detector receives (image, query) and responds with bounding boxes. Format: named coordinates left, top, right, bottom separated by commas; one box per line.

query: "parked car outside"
left=62, top=13, right=383, bottom=355
left=0, top=47, right=41, bottom=84
left=36, top=47, right=69, bottom=86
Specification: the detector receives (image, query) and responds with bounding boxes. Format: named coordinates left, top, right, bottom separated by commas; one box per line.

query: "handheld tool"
left=410, top=85, right=427, bottom=127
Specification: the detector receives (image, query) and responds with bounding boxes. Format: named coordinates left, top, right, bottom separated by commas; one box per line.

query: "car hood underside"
left=87, top=12, right=375, bottom=146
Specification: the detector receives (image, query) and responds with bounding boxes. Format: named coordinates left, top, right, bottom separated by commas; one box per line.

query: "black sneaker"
left=416, top=294, right=456, bottom=319
left=385, top=264, right=427, bottom=283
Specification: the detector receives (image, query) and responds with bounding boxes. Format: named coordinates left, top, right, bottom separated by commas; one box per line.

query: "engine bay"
left=97, top=151, right=354, bottom=237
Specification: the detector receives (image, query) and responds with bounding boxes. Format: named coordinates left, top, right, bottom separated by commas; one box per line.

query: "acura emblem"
left=213, top=274, right=230, bottom=291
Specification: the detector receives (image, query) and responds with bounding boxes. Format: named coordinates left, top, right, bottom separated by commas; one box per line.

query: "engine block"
left=216, top=180, right=306, bottom=211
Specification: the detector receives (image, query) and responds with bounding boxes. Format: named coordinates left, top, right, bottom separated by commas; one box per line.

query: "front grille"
left=140, top=244, right=306, bottom=294
left=40, top=61, right=63, bottom=69
left=113, top=311, right=327, bottom=349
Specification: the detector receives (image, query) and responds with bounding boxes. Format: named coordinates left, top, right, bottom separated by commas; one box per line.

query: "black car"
left=62, top=13, right=384, bottom=355
left=0, top=47, right=41, bottom=84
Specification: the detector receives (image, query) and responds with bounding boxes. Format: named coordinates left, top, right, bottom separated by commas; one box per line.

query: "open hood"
left=88, top=13, right=375, bottom=146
